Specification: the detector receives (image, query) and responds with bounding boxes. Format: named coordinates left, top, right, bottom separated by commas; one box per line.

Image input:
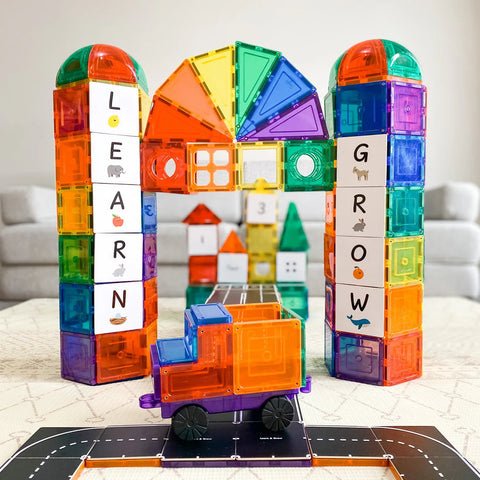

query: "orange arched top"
left=88, top=44, right=137, bottom=85
left=337, top=39, right=388, bottom=86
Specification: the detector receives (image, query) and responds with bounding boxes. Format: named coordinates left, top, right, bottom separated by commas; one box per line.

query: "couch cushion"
left=424, top=263, right=479, bottom=298
left=157, top=221, right=239, bottom=264
left=424, top=220, right=480, bottom=264
left=0, top=221, right=58, bottom=265
left=156, top=191, right=242, bottom=224
left=425, top=182, right=479, bottom=222
left=0, top=186, right=56, bottom=225
left=278, top=191, right=326, bottom=222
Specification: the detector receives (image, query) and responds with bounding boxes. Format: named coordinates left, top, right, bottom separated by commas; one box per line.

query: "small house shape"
left=183, top=204, right=222, bottom=284
left=217, top=230, right=248, bottom=284
left=276, top=203, right=309, bottom=283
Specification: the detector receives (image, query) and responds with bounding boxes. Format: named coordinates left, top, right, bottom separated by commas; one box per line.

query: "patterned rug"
left=0, top=297, right=479, bottom=479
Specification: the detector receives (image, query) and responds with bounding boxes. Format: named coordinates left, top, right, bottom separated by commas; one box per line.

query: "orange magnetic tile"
left=325, top=189, right=335, bottom=236
left=219, top=230, right=247, bottom=253
left=182, top=204, right=222, bottom=225
left=85, top=458, right=161, bottom=468
left=226, top=302, right=281, bottom=322
left=143, top=95, right=232, bottom=144
left=385, top=284, right=423, bottom=338
left=187, top=143, right=236, bottom=192
left=55, top=134, right=91, bottom=186
left=157, top=59, right=231, bottom=138
left=53, top=83, right=90, bottom=138
left=189, top=255, right=217, bottom=284
left=57, top=185, right=93, bottom=235
left=88, top=44, right=137, bottom=85
left=140, top=141, right=188, bottom=193
left=337, top=39, right=388, bottom=86
left=96, top=328, right=149, bottom=384
left=312, top=458, right=389, bottom=467
left=160, top=324, right=233, bottom=403
left=144, top=277, right=158, bottom=327
left=324, top=233, right=335, bottom=283
left=384, top=331, right=422, bottom=386
left=145, top=319, right=158, bottom=373
left=232, top=318, right=302, bottom=395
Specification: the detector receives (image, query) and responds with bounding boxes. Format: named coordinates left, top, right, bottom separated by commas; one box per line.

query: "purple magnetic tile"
left=237, top=459, right=311, bottom=467
left=243, top=94, right=328, bottom=141
left=60, top=331, right=96, bottom=385
left=159, top=389, right=300, bottom=418
left=335, top=332, right=384, bottom=385
left=390, top=82, right=426, bottom=136
left=143, top=233, right=157, bottom=280
left=325, top=279, right=335, bottom=328
left=163, top=461, right=236, bottom=468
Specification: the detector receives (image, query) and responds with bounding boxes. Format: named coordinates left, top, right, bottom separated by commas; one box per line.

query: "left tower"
left=53, top=45, right=157, bottom=385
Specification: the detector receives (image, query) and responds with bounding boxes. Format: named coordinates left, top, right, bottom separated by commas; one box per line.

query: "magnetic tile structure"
left=55, top=39, right=426, bottom=389
left=54, top=45, right=158, bottom=385
left=324, top=39, right=426, bottom=385
left=140, top=41, right=331, bottom=195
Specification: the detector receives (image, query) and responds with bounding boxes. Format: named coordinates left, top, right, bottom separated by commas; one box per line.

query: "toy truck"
left=139, top=300, right=310, bottom=440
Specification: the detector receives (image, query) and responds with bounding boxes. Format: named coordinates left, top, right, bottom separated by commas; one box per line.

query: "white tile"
left=93, top=233, right=143, bottom=283
left=276, top=251, right=307, bottom=283
left=335, top=283, right=385, bottom=338
left=89, top=81, right=139, bottom=136
left=187, top=225, right=218, bottom=255
left=92, top=184, right=142, bottom=233
left=94, top=281, right=144, bottom=334
left=335, top=187, right=386, bottom=237
left=245, top=193, right=277, bottom=224
left=335, top=236, right=385, bottom=287
left=90, top=133, right=140, bottom=184
left=242, top=148, right=278, bottom=185
left=337, top=134, right=387, bottom=187
left=217, top=253, right=248, bottom=283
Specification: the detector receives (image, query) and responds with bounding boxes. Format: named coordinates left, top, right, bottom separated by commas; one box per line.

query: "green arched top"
left=328, top=51, right=345, bottom=92
left=382, top=39, right=422, bottom=81
left=56, top=46, right=93, bottom=87
left=129, top=55, right=149, bottom=95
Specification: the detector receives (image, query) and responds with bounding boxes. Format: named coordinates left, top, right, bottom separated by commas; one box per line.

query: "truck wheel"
left=172, top=405, right=208, bottom=441
left=261, top=396, right=294, bottom=432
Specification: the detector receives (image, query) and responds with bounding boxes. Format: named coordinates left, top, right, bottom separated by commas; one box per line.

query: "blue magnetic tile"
left=237, top=57, right=316, bottom=138
left=336, top=81, right=388, bottom=137
left=156, top=338, right=194, bottom=366
left=387, top=135, right=425, bottom=186
left=142, top=192, right=157, bottom=233
left=190, top=303, right=233, bottom=326
left=59, top=283, right=94, bottom=335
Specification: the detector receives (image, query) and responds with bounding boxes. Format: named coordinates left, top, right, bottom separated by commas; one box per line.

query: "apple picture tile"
left=92, top=183, right=142, bottom=233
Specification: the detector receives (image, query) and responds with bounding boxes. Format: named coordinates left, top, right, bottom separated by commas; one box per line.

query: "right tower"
left=324, top=40, right=426, bottom=386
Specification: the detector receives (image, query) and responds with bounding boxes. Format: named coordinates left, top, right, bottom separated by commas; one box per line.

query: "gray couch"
left=0, top=183, right=479, bottom=302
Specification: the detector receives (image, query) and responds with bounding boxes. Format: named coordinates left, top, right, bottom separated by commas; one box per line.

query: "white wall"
left=1, top=0, right=478, bottom=189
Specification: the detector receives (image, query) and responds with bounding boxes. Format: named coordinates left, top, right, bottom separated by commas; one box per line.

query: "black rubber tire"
left=172, top=405, right=208, bottom=441
left=261, top=396, right=294, bottom=432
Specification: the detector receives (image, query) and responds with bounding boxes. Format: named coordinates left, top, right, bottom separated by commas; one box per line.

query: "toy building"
left=54, top=40, right=425, bottom=388
left=323, top=39, right=426, bottom=386
left=54, top=45, right=157, bottom=384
